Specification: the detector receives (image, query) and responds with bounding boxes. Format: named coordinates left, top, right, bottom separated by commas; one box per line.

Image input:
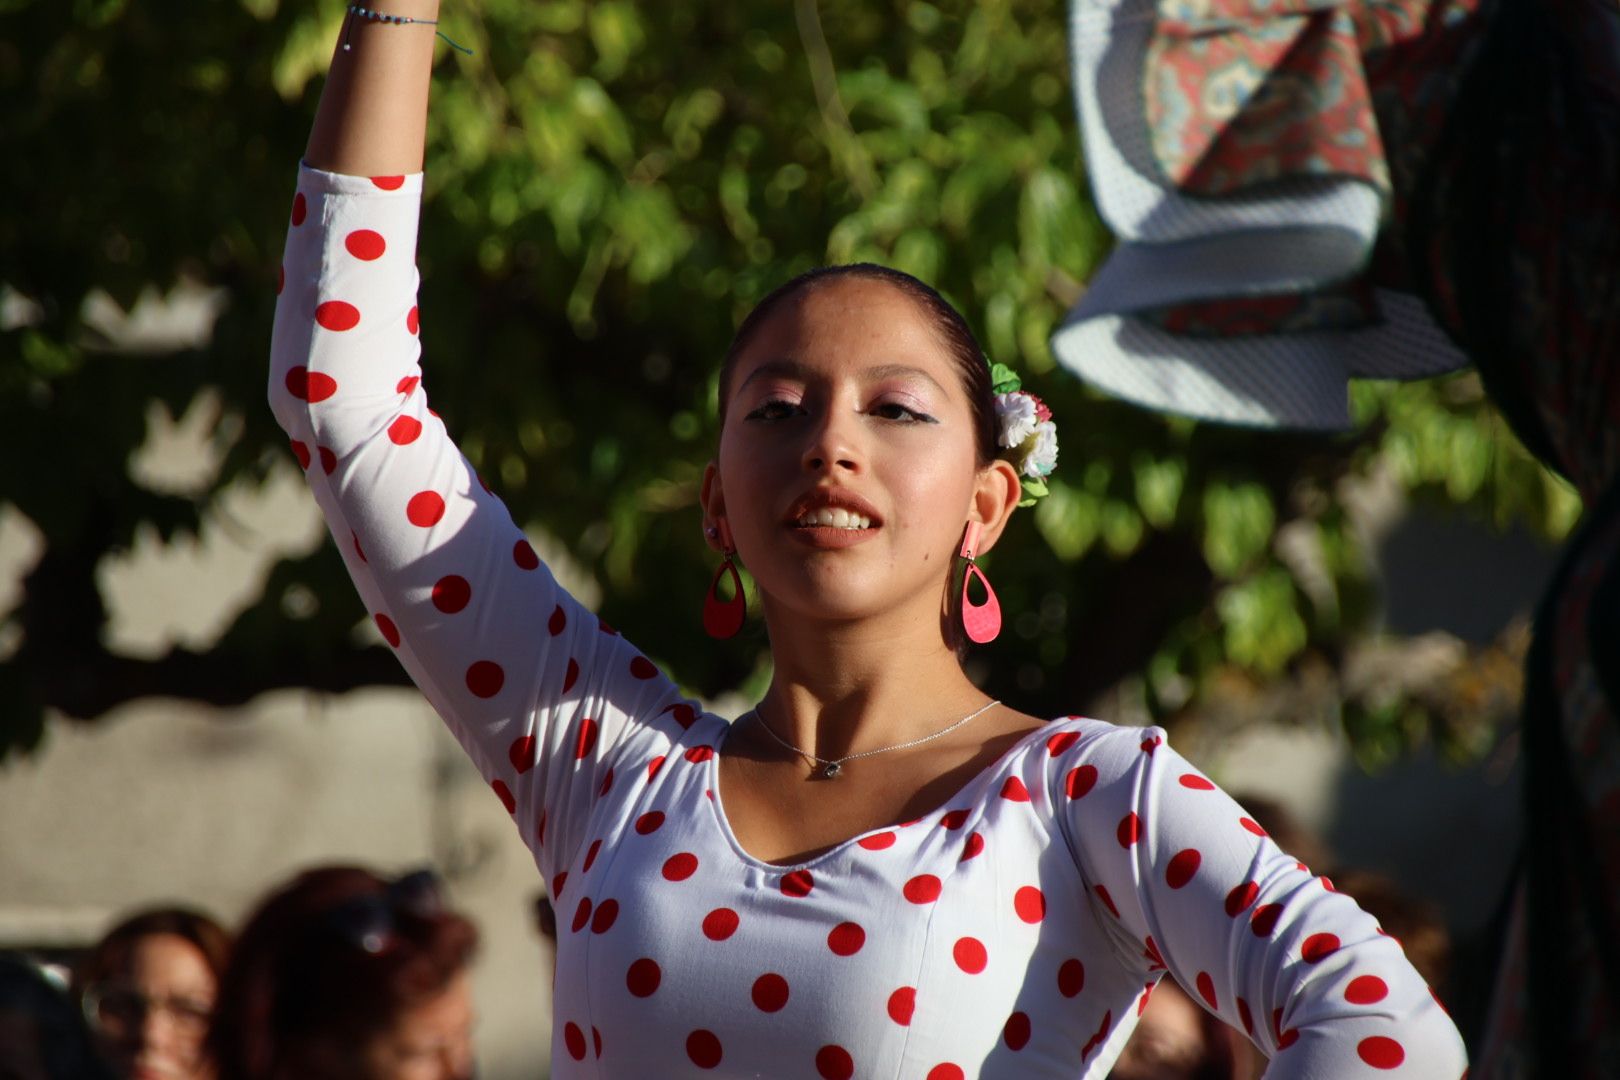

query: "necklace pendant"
left=820, top=761, right=843, bottom=779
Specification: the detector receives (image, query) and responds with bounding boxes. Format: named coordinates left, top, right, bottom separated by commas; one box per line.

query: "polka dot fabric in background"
left=270, top=165, right=1468, bottom=1077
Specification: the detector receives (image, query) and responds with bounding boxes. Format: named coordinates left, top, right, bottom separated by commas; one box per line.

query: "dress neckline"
left=704, top=714, right=1088, bottom=871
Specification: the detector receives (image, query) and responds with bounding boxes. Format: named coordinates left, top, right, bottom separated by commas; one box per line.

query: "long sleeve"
left=1050, top=725, right=1467, bottom=1077
left=269, top=164, right=693, bottom=883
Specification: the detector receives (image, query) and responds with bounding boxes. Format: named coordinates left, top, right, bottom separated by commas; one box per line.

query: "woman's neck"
left=753, top=598, right=990, bottom=761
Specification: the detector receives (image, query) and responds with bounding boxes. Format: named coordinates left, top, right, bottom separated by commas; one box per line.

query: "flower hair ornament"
left=990, top=362, right=1059, bottom=506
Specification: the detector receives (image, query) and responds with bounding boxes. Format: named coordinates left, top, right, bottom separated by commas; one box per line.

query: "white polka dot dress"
left=270, top=165, right=1469, bottom=1078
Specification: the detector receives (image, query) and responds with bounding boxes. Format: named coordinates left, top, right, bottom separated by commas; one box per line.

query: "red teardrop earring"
left=703, top=519, right=746, bottom=639
left=958, top=521, right=1002, bottom=644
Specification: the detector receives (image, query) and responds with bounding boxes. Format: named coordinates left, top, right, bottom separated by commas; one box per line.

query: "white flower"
left=1023, top=420, right=1058, bottom=478
left=995, top=392, right=1038, bottom=448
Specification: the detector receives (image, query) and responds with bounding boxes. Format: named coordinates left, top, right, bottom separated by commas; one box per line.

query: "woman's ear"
left=968, top=458, right=1023, bottom=554
left=700, top=461, right=728, bottom=553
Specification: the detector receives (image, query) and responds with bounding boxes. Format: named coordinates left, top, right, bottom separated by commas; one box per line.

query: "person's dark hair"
left=207, top=866, right=478, bottom=1080
left=73, top=907, right=233, bottom=1001
left=0, top=953, right=116, bottom=1080
left=719, top=264, right=998, bottom=466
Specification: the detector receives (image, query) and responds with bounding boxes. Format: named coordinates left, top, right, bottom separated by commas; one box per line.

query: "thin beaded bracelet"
left=343, top=4, right=473, bottom=55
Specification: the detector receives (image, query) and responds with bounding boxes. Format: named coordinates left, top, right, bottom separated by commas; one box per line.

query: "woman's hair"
left=73, top=907, right=233, bottom=998
left=207, top=866, right=478, bottom=1080
left=719, top=264, right=998, bottom=466
left=0, top=954, right=116, bottom=1080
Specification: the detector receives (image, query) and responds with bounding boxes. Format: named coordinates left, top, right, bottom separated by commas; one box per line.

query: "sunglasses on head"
left=324, top=869, right=444, bottom=955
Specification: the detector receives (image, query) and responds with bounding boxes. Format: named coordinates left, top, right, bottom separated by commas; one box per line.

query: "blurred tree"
left=0, top=0, right=1581, bottom=761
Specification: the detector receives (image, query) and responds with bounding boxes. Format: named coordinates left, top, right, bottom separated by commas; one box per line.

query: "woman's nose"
left=800, top=410, right=862, bottom=474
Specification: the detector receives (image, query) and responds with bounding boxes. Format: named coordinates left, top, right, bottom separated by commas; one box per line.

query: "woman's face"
left=711, top=278, right=1006, bottom=632
left=86, top=932, right=216, bottom=1080
left=355, top=971, right=475, bottom=1080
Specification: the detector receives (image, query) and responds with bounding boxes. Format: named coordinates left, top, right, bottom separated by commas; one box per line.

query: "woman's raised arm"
left=304, top=1, right=439, bottom=176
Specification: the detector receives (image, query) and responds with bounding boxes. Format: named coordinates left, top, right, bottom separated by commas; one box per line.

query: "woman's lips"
left=786, top=522, right=880, bottom=549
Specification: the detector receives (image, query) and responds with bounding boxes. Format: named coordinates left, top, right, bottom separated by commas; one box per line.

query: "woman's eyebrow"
left=737, top=360, right=949, bottom=395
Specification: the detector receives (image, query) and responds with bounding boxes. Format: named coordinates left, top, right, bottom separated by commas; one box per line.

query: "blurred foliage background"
left=0, top=0, right=1580, bottom=764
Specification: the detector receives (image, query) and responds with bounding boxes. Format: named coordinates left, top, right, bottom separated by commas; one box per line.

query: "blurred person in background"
left=73, top=908, right=231, bottom=1080
left=0, top=953, right=115, bottom=1080
left=1107, top=977, right=1238, bottom=1080
left=206, top=865, right=476, bottom=1080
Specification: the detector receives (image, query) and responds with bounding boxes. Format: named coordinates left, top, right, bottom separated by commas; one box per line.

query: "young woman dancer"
left=269, top=5, right=1467, bottom=1075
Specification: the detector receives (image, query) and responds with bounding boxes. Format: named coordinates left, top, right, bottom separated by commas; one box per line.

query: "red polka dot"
left=550, top=871, right=565, bottom=897
left=374, top=613, right=400, bottom=647
left=1240, top=816, right=1269, bottom=837
left=406, top=491, right=445, bottom=527
left=508, top=734, right=536, bottom=773
left=396, top=374, right=420, bottom=396
left=858, top=831, right=896, bottom=850
left=406, top=305, right=420, bottom=334
left=1094, top=884, right=1120, bottom=918
left=574, top=718, right=598, bottom=759
left=344, top=229, right=386, bottom=260
left=563, top=658, right=580, bottom=693
left=290, top=192, right=306, bottom=225
left=1000, top=776, right=1031, bottom=802
left=352, top=530, right=366, bottom=562
left=685, top=1030, right=722, bottom=1070
left=927, top=1065, right=964, bottom=1080
left=940, top=808, right=970, bottom=830
left=596, top=765, right=613, bottom=797
left=1003, top=1012, right=1031, bottom=1051
left=1357, top=1037, right=1405, bottom=1068
left=1046, top=731, right=1080, bottom=755
left=387, top=415, right=422, bottom=444
left=701, top=908, right=738, bottom=941
left=1237, top=997, right=1254, bottom=1034
left=952, top=936, right=987, bottom=974
left=815, top=1045, right=854, bottom=1080
left=626, top=958, right=660, bottom=996
left=903, top=874, right=942, bottom=904
left=1065, top=764, right=1098, bottom=799
left=563, top=1022, right=585, bottom=1060
left=887, top=986, right=915, bottom=1025
left=666, top=703, right=697, bottom=729
left=1225, top=881, right=1260, bottom=917
left=685, top=746, right=715, bottom=763
left=432, top=574, right=471, bottom=613
left=1180, top=773, right=1216, bottom=791
left=960, top=831, right=985, bottom=861
left=630, top=656, right=658, bottom=680
left=1302, top=933, right=1341, bottom=963
left=1117, top=812, right=1141, bottom=847
left=751, top=973, right=789, bottom=1012
left=1058, top=958, right=1085, bottom=997
left=290, top=439, right=311, bottom=469
left=570, top=897, right=591, bottom=933
left=1275, top=1008, right=1299, bottom=1049
left=598, top=619, right=617, bottom=635
left=662, top=852, right=698, bottom=881
left=1014, top=886, right=1046, bottom=923
left=317, top=446, right=336, bottom=474
left=582, top=838, right=602, bottom=871
left=491, top=779, right=515, bottom=813
left=1141, top=734, right=1162, bottom=754
left=1196, top=971, right=1218, bottom=1009
left=536, top=810, right=547, bottom=846
left=592, top=1028, right=602, bottom=1059
left=1345, top=974, right=1389, bottom=1005
left=827, top=922, right=865, bottom=956
left=1251, top=903, right=1284, bottom=937
left=590, top=898, right=618, bottom=933
left=781, top=870, right=814, bottom=897
left=1166, top=848, right=1202, bottom=889
left=370, top=174, right=406, bottom=190
left=285, top=366, right=338, bottom=403
left=1321, top=875, right=1337, bottom=892
left=466, top=660, right=504, bottom=698
left=647, top=755, right=666, bottom=781
left=1138, top=981, right=1155, bottom=1016
left=315, top=300, right=360, bottom=332
left=635, top=811, right=664, bottom=835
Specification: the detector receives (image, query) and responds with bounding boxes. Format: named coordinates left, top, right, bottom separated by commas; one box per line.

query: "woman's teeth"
left=795, top=507, right=873, bottom=530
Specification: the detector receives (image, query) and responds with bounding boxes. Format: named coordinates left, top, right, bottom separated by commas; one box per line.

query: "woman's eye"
left=745, top=399, right=800, bottom=421
left=872, top=402, right=934, bottom=423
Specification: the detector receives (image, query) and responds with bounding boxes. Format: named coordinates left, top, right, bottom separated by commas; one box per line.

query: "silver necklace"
left=748, top=700, right=1001, bottom=779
